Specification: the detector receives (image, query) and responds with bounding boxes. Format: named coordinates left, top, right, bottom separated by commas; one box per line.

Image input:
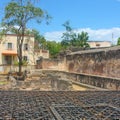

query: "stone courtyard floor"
left=0, top=91, right=120, bottom=120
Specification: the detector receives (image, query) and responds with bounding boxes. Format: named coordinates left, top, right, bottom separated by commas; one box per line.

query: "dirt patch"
left=72, top=84, right=88, bottom=91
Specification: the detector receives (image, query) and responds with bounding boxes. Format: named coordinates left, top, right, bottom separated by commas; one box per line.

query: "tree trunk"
left=17, top=38, right=23, bottom=76
left=17, top=26, right=25, bottom=76
left=18, top=57, right=22, bottom=76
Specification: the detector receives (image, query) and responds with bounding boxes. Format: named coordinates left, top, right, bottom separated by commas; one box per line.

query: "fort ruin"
left=36, top=46, right=120, bottom=90
left=0, top=46, right=120, bottom=119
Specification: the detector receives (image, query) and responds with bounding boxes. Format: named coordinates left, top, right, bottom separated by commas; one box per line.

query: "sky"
left=0, top=0, right=120, bottom=44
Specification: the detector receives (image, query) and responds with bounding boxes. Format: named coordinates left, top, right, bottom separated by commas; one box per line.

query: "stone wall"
left=41, top=70, right=120, bottom=90
left=0, top=71, right=72, bottom=90
left=66, top=46, right=120, bottom=78
left=35, top=46, right=120, bottom=90
left=36, top=58, right=66, bottom=71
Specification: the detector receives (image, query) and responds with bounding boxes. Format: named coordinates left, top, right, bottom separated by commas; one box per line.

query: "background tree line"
left=33, top=21, right=90, bottom=58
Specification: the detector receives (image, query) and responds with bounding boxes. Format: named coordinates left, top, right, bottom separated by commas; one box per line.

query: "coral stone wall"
left=36, top=58, right=66, bottom=71
left=40, top=70, right=120, bottom=90
left=66, top=46, right=120, bottom=78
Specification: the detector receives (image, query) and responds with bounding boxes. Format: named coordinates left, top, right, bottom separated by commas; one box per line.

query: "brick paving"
left=0, top=91, right=120, bottom=120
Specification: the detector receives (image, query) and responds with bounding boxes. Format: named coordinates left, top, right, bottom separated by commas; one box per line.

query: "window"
left=96, top=43, right=100, bottom=47
left=5, top=56, right=12, bottom=64
left=8, top=43, right=12, bottom=50
left=23, top=56, right=28, bottom=61
left=24, top=44, right=28, bottom=50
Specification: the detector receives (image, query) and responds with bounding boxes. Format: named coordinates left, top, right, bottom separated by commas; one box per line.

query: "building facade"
left=88, top=41, right=111, bottom=48
left=0, top=34, right=49, bottom=66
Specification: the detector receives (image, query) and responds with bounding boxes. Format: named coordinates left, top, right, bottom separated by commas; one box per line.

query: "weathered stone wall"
left=0, top=72, right=72, bottom=91
left=41, top=70, right=120, bottom=90
left=66, top=46, right=120, bottom=78
left=36, top=58, right=66, bottom=71
left=35, top=46, right=120, bottom=90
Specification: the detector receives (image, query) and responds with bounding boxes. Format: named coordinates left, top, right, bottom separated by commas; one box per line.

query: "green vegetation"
left=14, top=60, right=28, bottom=66
left=117, top=37, right=120, bottom=45
left=30, top=29, right=62, bottom=58
left=61, top=21, right=74, bottom=48
left=46, top=41, right=62, bottom=58
left=31, top=29, right=47, bottom=50
left=32, top=21, right=90, bottom=58
left=61, top=21, right=90, bottom=49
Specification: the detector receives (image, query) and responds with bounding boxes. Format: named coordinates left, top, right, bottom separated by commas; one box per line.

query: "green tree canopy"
left=61, top=21, right=89, bottom=49
left=46, top=41, right=62, bottom=58
left=74, top=31, right=90, bottom=48
left=61, top=21, right=74, bottom=48
left=31, top=29, right=47, bottom=49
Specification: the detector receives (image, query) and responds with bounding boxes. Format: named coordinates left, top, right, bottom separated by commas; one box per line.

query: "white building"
left=0, top=34, right=49, bottom=65
left=88, top=41, right=111, bottom=48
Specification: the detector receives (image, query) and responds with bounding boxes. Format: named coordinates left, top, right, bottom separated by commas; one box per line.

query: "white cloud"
left=44, top=31, right=64, bottom=42
left=44, top=27, right=120, bottom=44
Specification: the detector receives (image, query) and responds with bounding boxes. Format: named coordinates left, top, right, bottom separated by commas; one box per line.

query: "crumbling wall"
left=36, top=58, right=66, bottom=71
left=41, top=70, right=120, bottom=90
left=66, top=46, right=120, bottom=78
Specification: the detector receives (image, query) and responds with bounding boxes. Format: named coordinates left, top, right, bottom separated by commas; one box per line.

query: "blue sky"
left=1, top=0, right=120, bottom=43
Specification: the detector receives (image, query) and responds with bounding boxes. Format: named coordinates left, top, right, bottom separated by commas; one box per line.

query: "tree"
left=61, top=21, right=74, bottom=49
left=61, top=21, right=89, bottom=49
left=117, top=37, right=120, bottom=45
left=1, top=0, right=51, bottom=75
left=31, top=29, right=47, bottom=49
left=46, top=41, right=62, bottom=58
left=75, top=31, right=90, bottom=48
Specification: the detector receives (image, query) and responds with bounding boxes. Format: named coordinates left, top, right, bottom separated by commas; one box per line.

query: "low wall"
left=36, top=58, right=66, bottom=71
left=66, top=46, right=120, bottom=78
left=0, top=65, right=36, bottom=74
left=41, top=70, right=120, bottom=90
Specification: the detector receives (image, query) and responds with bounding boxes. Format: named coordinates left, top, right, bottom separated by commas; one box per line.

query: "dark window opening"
left=23, top=56, right=28, bottom=61
left=24, top=44, right=28, bottom=50
left=8, top=43, right=12, bottom=50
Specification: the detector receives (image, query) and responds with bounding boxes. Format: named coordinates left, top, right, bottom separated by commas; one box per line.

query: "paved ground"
left=0, top=91, right=120, bottom=120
